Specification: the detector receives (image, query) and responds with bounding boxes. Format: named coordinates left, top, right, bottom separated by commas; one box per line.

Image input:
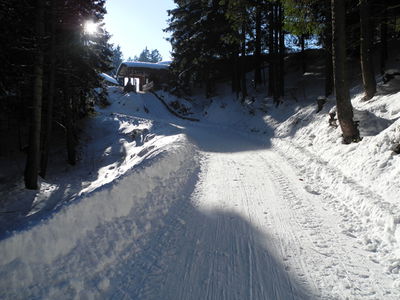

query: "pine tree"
left=133, top=47, right=162, bottom=63
left=1, top=0, right=113, bottom=187
left=110, top=45, right=123, bottom=76
left=25, top=0, right=45, bottom=189
left=150, top=49, right=163, bottom=62
left=166, top=0, right=237, bottom=96
left=40, top=0, right=58, bottom=178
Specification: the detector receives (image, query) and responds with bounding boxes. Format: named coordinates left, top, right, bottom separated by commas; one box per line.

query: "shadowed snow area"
left=1, top=86, right=400, bottom=299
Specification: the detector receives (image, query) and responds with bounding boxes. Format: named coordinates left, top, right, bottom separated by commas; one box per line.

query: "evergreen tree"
left=166, top=0, right=240, bottom=96
left=1, top=0, right=112, bottom=188
left=150, top=49, right=163, bottom=63
left=133, top=47, right=162, bottom=63
left=25, top=0, right=45, bottom=190
left=110, top=44, right=123, bottom=76
left=135, top=47, right=150, bottom=61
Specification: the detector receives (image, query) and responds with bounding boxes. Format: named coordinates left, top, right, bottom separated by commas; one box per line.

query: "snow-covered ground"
left=1, top=77, right=400, bottom=299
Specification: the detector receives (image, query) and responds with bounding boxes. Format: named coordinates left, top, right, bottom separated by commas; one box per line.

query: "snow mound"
left=268, top=90, right=400, bottom=272
left=0, top=138, right=199, bottom=298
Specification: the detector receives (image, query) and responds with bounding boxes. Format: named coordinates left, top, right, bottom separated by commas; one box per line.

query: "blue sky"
left=104, top=0, right=176, bottom=61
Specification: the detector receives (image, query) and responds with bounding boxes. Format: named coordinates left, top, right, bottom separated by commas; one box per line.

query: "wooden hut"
left=116, top=61, right=171, bottom=92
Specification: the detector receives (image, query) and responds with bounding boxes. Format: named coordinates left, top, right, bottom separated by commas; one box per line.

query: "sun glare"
left=84, top=21, right=98, bottom=35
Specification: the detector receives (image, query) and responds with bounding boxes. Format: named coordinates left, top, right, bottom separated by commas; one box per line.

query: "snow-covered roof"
left=121, top=61, right=170, bottom=70
left=100, top=73, right=119, bottom=85
left=157, top=61, right=172, bottom=66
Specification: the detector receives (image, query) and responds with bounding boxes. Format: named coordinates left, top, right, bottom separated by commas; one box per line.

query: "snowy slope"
left=0, top=88, right=201, bottom=298
left=267, top=90, right=400, bottom=283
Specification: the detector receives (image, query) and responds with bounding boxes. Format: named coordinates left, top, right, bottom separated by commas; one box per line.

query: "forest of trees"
left=1, top=0, right=400, bottom=190
left=127, top=47, right=163, bottom=63
left=0, top=0, right=112, bottom=189
left=165, top=0, right=400, bottom=142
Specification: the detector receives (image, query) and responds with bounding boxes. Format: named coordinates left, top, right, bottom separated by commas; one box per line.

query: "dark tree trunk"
left=380, top=0, right=388, bottom=74
left=360, top=0, right=376, bottom=100
left=40, top=0, right=57, bottom=178
left=331, top=0, right=360, bottom=144
left=63, top=79, right=76, bottom=165
left=324, top=15, right=334, bottom=97
left=268, top=2, right=275, bottom=97
left=241, top=18, right=247, bottom=100
left=268, top=1, right=284, bottom=105
left=300, top=34, right=306, bottom=74
left=272, top=3, right=280, bottom=105
left=25, top=0, right=45, bottom=189
left=205, top=64, right=213, bottom=98
left=254, top=4, right=262, bottom=87
left=325, top=45, right=334, bottom=97
left=278, top=2, right=285, bottom=100
left=232, top=51, right=240, bottom=96
left=273, top=3, right=280, bottom=104
left=267, top=1, right=284, bottom=105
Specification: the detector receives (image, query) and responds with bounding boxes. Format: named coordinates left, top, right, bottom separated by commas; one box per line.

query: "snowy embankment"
left=0, top=88, right=200, bottom=298
left=267, top=91, right=400, bottom=278
left=0, top=141, right=199, bottom=298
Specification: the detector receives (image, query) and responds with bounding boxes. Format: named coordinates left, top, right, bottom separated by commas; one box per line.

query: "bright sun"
left=84, top=21, right=98, bottom=35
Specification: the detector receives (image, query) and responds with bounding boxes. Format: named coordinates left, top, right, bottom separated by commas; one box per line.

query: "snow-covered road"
left=1, top=90, right=399, bottom=299
left=133, top=126, right=395, bottom=300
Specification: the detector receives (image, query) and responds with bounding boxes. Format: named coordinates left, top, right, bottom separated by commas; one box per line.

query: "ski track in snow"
left=132, top=126, right=397, bottom=300
left=1, top=90, right=399, bottom=299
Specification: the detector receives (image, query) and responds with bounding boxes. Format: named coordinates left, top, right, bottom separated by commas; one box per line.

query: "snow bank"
left=0, top=138, right=199, bottom=298
left=105, top=87, right=179, bottom=121
left=0, top=85, right=203, bottom=298
left=268, top=90, right=400, bottom=275
left=100, top=73, right=119, bottom=85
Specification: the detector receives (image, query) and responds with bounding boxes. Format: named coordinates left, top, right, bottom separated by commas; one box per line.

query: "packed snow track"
left=0, top=91, right=398, bottom=299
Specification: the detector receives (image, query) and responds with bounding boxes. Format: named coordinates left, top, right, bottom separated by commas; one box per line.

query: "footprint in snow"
left=304, top=185, right=320, bottom=195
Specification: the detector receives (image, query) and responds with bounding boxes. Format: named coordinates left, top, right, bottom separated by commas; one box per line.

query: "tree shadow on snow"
left=106, top=203, right=316, bottom=300
left=183, top=122, right=272, bottom=153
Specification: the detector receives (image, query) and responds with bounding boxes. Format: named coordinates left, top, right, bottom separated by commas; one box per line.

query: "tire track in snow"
left=259, top=150, right=390, bottom=299
left=137, top=148, right=312, bottom=300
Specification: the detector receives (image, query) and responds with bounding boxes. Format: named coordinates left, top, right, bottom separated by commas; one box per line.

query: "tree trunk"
left=273, top=3, right=280, bottom=104
left=232, top=51, right=240, bottom=96
left=331, top=0, right=360, bottom=144
left=325, top=45, right=334, bottom=97
left=268, top=2, right=275, bottom=97
left=63, top=79, right=76, bottom=165
left=65, top=94, right=76, bottom=165
left=40, top=0, right=57, bottom=178
left=380, top=0, right=388, bottom=74
left=360, top=0, right=376, bottom=100
left=254, top=3, right=262, bottom=87
left=241, top=18, right=247, bottom=100
left=25, top=0, right=45, bottom=189
left=324, top=16, right=334, bottom=97
left=300, top=34, right=306, bottom=74
left=278, top=2, right=285, bottom=101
